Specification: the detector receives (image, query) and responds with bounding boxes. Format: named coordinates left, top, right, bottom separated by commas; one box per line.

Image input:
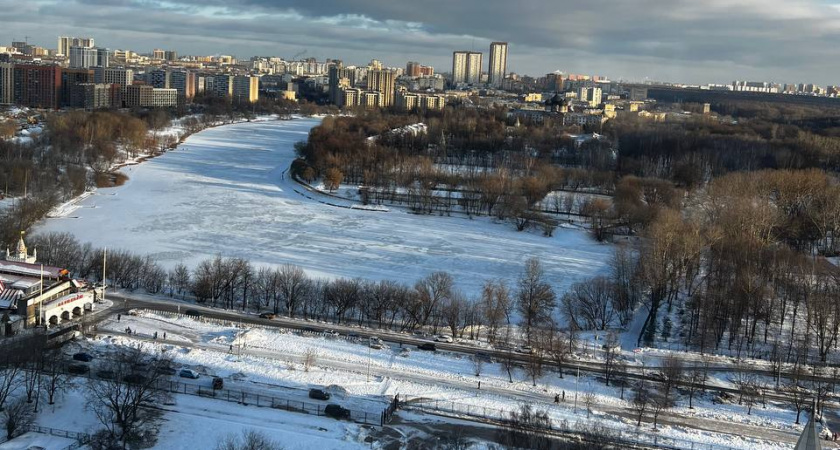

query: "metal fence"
left=402, top=397, right=743, bottom=450
left=64, top=360, right=386, bottom=427
left=21, top=424, right=91, bottom=450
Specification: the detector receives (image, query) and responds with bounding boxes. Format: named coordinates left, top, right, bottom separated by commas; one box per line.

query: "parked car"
left=434, top=335, right=453, bottom=343
left=179, top=369, right=200, bottom=379
left=399, top=348, right=411, bottom=357
left=259, top=312, right=276, bottom=320
left=185, top=310, right=202, bottom=318
left=516, top=345, right=534, bottom=354
left=418, top=343, right=436, bottom=351
left=324, top=329, right=340, bottom=338
left=123, top=373, right=146, bottom=384
left=156, top=366, right=177, bottom=376
left=475, top=352, right=492, bottom=363
left=212, top=377, right=224, bottom=390
left=309, top=388, right=331, bottom=400
left=301, top=327, right=318, bottom=333
left=324, top=404, right=351, bottom=419
left=73, top=352, right=93, bottom=362
left=68, top=364, right=89, bottom=374
left=369, top=337, right=383, bottom=349
left=96, top=370, right=115, bottom=379
left=346, top=333, right=359, bottom=340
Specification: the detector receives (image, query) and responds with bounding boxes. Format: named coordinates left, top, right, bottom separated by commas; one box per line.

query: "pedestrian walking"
left=117, top=314, right=121, bottom=322
left=229, top=344, right=233, bottom=353
left=555, top=394, right=560, bottom=404
left=478, top=381, right=481, bottom=390
left=163, top=332, right=167, bottom=340
left=562, top=391, right=565, bottom=402
left=154, top=332, right=158, bottom=340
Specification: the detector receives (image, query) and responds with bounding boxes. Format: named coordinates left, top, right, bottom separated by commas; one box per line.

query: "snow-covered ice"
left=36, top=118, right=612, bottom=295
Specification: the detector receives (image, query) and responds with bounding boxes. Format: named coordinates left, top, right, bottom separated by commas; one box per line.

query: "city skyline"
left=1, top=0, right=838, bottom=85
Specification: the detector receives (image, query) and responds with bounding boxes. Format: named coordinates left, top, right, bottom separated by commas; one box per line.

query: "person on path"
left=117, top=314, right=121, bottom=322
left=478, top=381, right=481, bottom=390
left=163, top=332, right=167, bottom=340
left=555, top=394, right=560, bottom=404
left=562, top=391, right=566, bottom=402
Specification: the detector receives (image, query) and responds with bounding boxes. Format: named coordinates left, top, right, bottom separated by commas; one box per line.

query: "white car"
left=435, top=335, right=454, bottom=343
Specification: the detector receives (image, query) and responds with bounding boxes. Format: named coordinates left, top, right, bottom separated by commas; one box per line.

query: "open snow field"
left=35, top=118, right=611, bottom=295
left=81, top=311, right=806, bottom=450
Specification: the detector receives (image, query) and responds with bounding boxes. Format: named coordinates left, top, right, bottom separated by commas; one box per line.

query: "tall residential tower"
left=452, top=51, right=482, bottom=85
left=488, top=42, right=508, bottom=88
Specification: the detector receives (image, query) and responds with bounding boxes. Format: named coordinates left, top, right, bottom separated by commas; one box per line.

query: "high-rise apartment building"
left=152, top=49, right=165, bottom=60
left=328, top=66, right=358, bottom=105
left=366, top=69, right=396, bottom=107
left=13, top=64, right=62, bottom=109
left=57, top=37, right=94, bottom=56
left=124, top=84, right=177, bottom=107
left=232, top=75, right=259, bottom=103
left=96, top=48, right=110, bottom=68
left=147, top=69, right=170, bottom=89
left=69, top=46, right=97, bottom=68
left=60, top=68, right=94, bottom=108
left=211, top=75, right=233, bottom=98
left=94, top=67, right=133, bottom=86
left=0, top=63, right=13, bottom=105
left=169, top=70, right=195, bottom=101
left=488, top=42, right=508, bottom=88
left=578, top=86, right=602, bottom=107
left=452, top=51, right=482, bottom=85
left=164, top=51, right=177, bottom=62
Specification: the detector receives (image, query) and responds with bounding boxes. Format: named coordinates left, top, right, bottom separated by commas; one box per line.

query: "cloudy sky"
left=2, top=0, right=839, bottom=85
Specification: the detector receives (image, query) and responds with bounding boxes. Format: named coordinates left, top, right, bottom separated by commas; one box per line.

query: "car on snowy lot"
left=309, top=388, right=331, bottom=401
left=369, top=337, right=384, bottom=349
left=73, top=352, right=94, bottom=362
left=324, top=404, right=351, bottom=419
left=418, top=343, right=436, bottom=351
left=259, top=312, right=276, bottom=320
left=179, top=369, right=200, bottom=379
left=156, top=366, right=177, bottom=376
left=123, top=373, right=146, bottom=384
left=434, top=335, right=453, bottom=343
left=399, top=348, right=411, bottom=357
left=184, top=310, right=202, bottom=318
left=68, top=364, right=89, bottom=374
left=516, top=345, right=534, bottom=354
left=212, top=377, right=224, bottom=390
left=96, top=370, right=115, bottom=379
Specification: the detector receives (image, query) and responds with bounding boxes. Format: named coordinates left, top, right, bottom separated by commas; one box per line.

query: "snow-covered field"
left=35, top=117, right=612, bottom=295
left=77, top=311, right=809, bottom=450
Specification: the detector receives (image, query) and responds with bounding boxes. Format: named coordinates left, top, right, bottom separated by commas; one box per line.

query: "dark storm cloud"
left=2, top=0, right=839, bottom=84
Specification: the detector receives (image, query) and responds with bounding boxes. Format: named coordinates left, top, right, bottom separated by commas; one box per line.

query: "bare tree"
left=660, top=355, right=684, bottom=405
left=516, top=258, right=556, bottom=343
left=2, top=398, right=34, bottom=439
left=41, top=349, right=69, bottom=406
left=87, top=347, right=171, bottom=447
left=216, top=429, right=285, bottom=450
left=277, top=264, right=310, bottom=318
left=583, top=391, right=597, bottom=419
left=685, top=364, right=706, bottom=409
left=414, top=272, right=454, bottom=330
left=632, top=381, right=649, bottom=427
left=471, top=355, right=484, bottom=378
left=783, top=382, right=809, bottom=424
left=302, top=349, right=317, bottom=373
left=602, top=333, right=622, bottom=387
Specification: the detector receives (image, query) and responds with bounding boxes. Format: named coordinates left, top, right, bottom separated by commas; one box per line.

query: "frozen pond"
left=36, top=118, right=611, bottom=294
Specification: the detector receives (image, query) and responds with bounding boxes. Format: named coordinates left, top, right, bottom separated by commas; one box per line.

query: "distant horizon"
left=1, top=0, right=838, bottom=86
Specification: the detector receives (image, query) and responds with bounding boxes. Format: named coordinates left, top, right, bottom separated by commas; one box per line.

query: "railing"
left=64, top=360, right=386, bottom=427
left=402, top=397, right=745, bottom=450
left=21, top=424, right=91, bottom=450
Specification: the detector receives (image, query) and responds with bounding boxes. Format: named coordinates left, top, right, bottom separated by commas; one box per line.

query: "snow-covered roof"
left=0, top=260, right=63, bottom=279
left=0, top=289, right=22, bottom=309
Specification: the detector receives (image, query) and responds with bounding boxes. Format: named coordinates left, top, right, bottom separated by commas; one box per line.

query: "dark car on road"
left=324, top=404, right=350, bottom=419
left=309, top=388, right=331, bottom=400
left=73, top=352, right=93, bottom=362
left=185, top=310, right=202, bottom=318
left=417, top=343, right=436, bottom=351
left=68, top=364, right=89, bottom=374
left=259, top=312, right=276, bottom=320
